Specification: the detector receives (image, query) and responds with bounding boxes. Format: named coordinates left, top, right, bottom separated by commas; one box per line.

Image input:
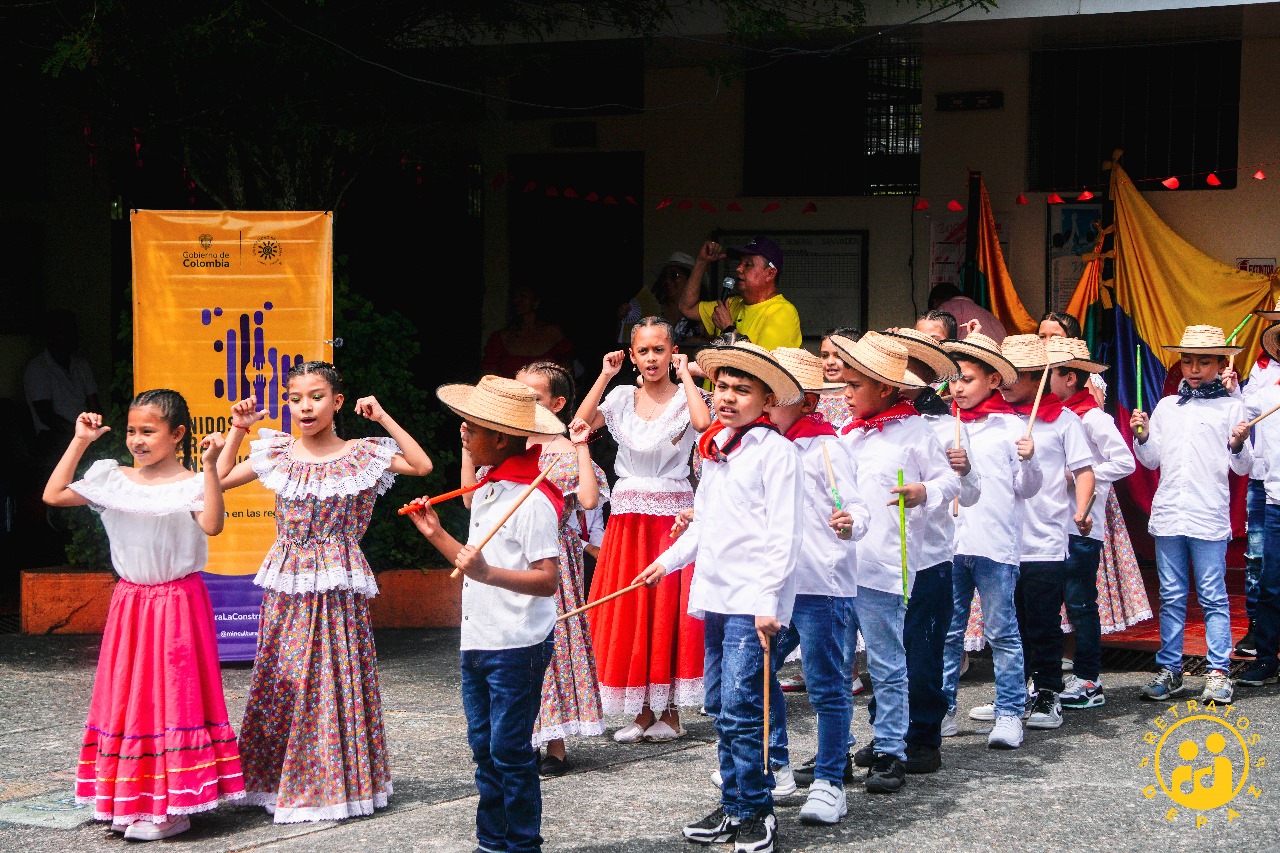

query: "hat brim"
left=829, top=335, right=926, bottom=390
left=941, top=340, right=1019, bottom=388
left=802, top=381, right=846, bottom=396
left=882, top=331, right=960, bottom=382
left=1262, top=324, right=1280, bottom=363
left=696, top=347, right=804, bottom=405
left=1255, top=311, right=1280, bottom=321
left=1162, top=345, right=1244, bottom=357
left=436, top=384, right=566, bottom=437
left=1057, top=357, right=1109, bottom=373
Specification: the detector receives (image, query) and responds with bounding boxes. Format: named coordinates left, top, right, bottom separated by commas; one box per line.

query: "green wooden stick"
left=898, top=469, right=908, bottom=604
left=1135, top=344, right=1145, bottom=435
left=1225, top=313, right=1252, bottom=345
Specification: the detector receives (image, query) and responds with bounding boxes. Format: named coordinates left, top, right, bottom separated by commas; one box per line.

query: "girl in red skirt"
left=43, top=391, right=244, bottom=841
left=571, top=317, right=711, bottom=742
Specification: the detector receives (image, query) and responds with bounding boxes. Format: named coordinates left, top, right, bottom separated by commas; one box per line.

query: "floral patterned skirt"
left=533, top=529, right=605, bottom=747
left=588, top=513, right=705, bottom=716
left=77, top=574, right=245, bottom=824
left=239, top=588, right=390, bottom=823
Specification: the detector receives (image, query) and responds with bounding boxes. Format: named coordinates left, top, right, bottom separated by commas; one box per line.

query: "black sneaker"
left=683, top=807, right=739, bottom=844
left=733, top=813, right=777, bottom=853
left=903, top=743, right=942, bottom=774
left=852, top=740, right=876, bottom=768
left=538, top=753, right=569, bottom=777
left=1235, top=628, right=1258, bottom=658
left=793, top=752, right=854, bottom=787
left=1237, top=660, right=1280, bottom=686
left=864, top=753, right=906, bottom=794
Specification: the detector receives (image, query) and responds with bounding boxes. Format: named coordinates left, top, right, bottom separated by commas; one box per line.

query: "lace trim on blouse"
left=69, top=459, right=205, bottom=516
left=250, top=429, right=400, bottom=500
left=601, top=387, right=692, bottom=453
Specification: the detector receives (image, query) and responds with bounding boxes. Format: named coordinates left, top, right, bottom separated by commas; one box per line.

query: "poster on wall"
left=131, top=210, right=333, bottom=661
left=928, top=216, right=1009, bottom=291
left=1047, top=203, right=1102, bottom=313
left=1236, top=257, right=1277, bottom=276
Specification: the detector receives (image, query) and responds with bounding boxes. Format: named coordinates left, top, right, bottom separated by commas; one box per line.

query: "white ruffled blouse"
left=599, top=385, right=696, bottom=515
left=69, top=459, right=208, bottom=585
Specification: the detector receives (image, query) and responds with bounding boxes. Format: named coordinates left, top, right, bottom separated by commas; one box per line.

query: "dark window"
left=506, top=40, right=643, bottom=119
left=1029, top=40, right=1240, bottom=192
left=744, top=49, right=921, bottom=196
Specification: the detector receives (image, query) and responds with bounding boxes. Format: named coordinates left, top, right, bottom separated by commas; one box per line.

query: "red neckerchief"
left=482, top=445, right=564, bottom=518
left=1009, top=392, right=1065, bottom=423
left=1062, top=389, right=1099, bottom=417
left=1258, top=350, right=1270, bottom=370
left=784, top=412, right=837, bottom=441
left=698, top=415, right=779, bottom=462
left=841, top=399, right=918, bottom=434
left=956, top=393, right=1016, bottom=423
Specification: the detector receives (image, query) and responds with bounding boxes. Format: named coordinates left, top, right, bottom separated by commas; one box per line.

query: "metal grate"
left=865, top=54, right=922, bottom=195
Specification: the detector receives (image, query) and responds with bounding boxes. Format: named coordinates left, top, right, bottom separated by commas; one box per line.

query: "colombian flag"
left=961, top=177, right=1039, bottom=335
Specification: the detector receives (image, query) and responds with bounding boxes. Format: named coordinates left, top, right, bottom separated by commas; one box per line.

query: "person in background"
left=25, top=309, right=102, bottom=448
left=681, top=237, right=803, bottom=352
left=928, top=284, right=1006, bottom=343
left=482, top=285, right=575, bottom=379
left=619, top=251, right=711, bottom=350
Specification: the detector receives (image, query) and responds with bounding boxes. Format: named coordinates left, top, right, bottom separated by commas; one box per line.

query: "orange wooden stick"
left=398, top=483, right=479, bottom=515
left=1024, top=366, right=1052, bottom=438
left=557, top=580, right=644, bottom=622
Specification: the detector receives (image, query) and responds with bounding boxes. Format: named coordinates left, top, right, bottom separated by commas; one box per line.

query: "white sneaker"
left=988, top=715, right=1024, bottom=749
left=940, top=707, right=959, bottom=737
left=123, top=816, right=191, bottom=841
left=799, top=779, right=847, bottom=825
left=712, top=764, right=796, bottom=797
left=968, top=703, right=995, bottom=721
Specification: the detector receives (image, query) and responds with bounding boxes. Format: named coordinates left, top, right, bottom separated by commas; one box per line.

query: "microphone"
left=720, top=275, right=736, bottom=302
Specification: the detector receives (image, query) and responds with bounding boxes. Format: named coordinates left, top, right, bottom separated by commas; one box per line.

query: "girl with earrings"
left=570, top=317, right=712, bottom=743
left=217, top=362, right=433, bottom=823
left=43, top=390, right=243, bottom=841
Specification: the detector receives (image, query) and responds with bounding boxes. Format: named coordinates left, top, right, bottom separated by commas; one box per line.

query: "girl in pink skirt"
left=43, top=390, right=245, bottom=841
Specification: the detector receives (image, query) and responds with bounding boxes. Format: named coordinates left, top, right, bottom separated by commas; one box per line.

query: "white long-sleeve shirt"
left=1134, top=393, right=1253, bottom=541
left=658, top=426, right=804, bottom=624
left=955, top=412, right=1043, bottom=566
left=1016, top=408, right=1094, bottom=562
left=919, top=412, right=981, bottom=568
left=1243, top=357, right=1280, bottom=480
left=790, top=434, right=868, bottom=598
left=839, top=415, right=960, bottom=597
left=1072, top=407, right=1137, bottom=542
left=1249, top=383, right=1280, bottom=504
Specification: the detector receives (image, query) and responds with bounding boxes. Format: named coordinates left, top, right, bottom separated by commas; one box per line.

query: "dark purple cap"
left=727, top=235, right=783, bottom=272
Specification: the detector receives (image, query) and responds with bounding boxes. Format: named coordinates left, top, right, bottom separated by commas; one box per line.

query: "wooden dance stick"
left=398, top=483, right=476, bottom=515
left=556, top=580, right=645, bottom=622
left=1023, top=366, right=1052, bottom=439
left=1083, top=491, right=1097, bottom=519
left=898, top=469, right=909, bottom=604
left=951, top=402, right=962, bottom=518
left=820, top=441, right=843, bottom=510
left=1246, top=401, right=1280, bottom=429
left=449, top=463, right=555, bottom=579
left=762, top=640, right=772, bottom=775
left=1135, top=345, right=1145, bottom=435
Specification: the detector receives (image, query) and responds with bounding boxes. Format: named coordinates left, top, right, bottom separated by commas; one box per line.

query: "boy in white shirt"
left=1046, top=338, right=1136, bottom=710
left=407, top=375, right=566, bottom=853
left=1239, top=320, right=1280, bottom=688
left=639, top=341, right=804, bottom=853
left=832, top=331, right=960, bottom=794
left=1131, top=325, right=1252, bottom=704
left=998, top=335, right=1095, bottom=731
left=940, top=332, right=1041, bottom=749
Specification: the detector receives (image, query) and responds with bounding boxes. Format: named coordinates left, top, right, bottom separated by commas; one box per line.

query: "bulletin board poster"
left=131, top=210, right=333, bottom=660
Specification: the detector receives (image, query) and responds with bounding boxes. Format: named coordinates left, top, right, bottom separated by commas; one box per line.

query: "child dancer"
left=761, top=347, right=867, bottom=824
left=638, top=340, right=804, bottom=853
left=217, top=362, right=433, bottom=823
left=507, top=362, right=609, bottom=776
left=1239, top=319, right=1280, bottom=687
left=43, top=391, right=244, bottom=840
left=1132, top=326, right=1251, bottom=704
left=407, top=375, right=565, bottom=853
left=1046, top=337, right=1136, bottom=710
left=833, top=332, right=960, bottom=794
left=938, top=334, right=1040, bottom=749
left=999, top=335, right=1095, bottom=730
left=815, top=328, right=861, bottom=430
left=571, top=317, right=711, bottom=743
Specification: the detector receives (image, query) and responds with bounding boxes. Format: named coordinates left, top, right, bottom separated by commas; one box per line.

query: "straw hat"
left=1045, top=337, right=1108, bottom=373
left=1163, top=325, right=1243, bottom=357
left=829, top=331, right=927, bottom=389
left=1000, top=334, right=1070, bottom=371
left=941, top=331, right=1018, bottom=387
left=1254, top=299, right=1280, bottom=322
left=436, top=375, right=567, bottom=437
left=771, top=347, right=844, bottom=395
left=1262, top=323, right=1280, bottom=363
left=696, top=341, right=804, bottom=405
left=882, top=328, right=960, bottom=383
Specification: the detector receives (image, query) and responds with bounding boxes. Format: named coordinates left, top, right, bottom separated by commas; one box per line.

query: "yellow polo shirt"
left=698, top=293, right=803, bottom=350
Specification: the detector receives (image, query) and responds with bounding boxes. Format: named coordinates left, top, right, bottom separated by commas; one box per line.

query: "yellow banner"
left=131, top=210, right=333, bottom=576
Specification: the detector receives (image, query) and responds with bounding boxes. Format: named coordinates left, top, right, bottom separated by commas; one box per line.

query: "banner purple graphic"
left=201, top=572, right=265, bottom=662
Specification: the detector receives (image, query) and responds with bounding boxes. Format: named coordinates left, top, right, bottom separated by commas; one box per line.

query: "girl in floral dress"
left=43, top=391, right=244, bottom=841
left=571, top=317, right=712, bottom=743
left=816, top=327, right=860, bottom=430
left=218, top=362, right=432, bottom=823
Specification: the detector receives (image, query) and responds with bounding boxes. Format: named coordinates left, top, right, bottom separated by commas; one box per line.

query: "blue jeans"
left=841, top=603, right=862, bottom=750
left=944, top=555, right=1025, bottom=718
left=1063, top=535, right=1104, bottom=682
left=853, top=587, right=908, bottom=760
left=1253, top=504, right=1280, bottom=663
left=1246, top=479, right=1266, bottom=621
left=704, top=612, right=774, bottom=820
left=867, top=562, right=952, bottom=748
left=1016, top=560, right=1066, bottom=694
left=768, top=595, right=853, bottom=785
left=461, top=637, right=554, bottom=853
left=1153, top=536, right=1232, bottom=673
